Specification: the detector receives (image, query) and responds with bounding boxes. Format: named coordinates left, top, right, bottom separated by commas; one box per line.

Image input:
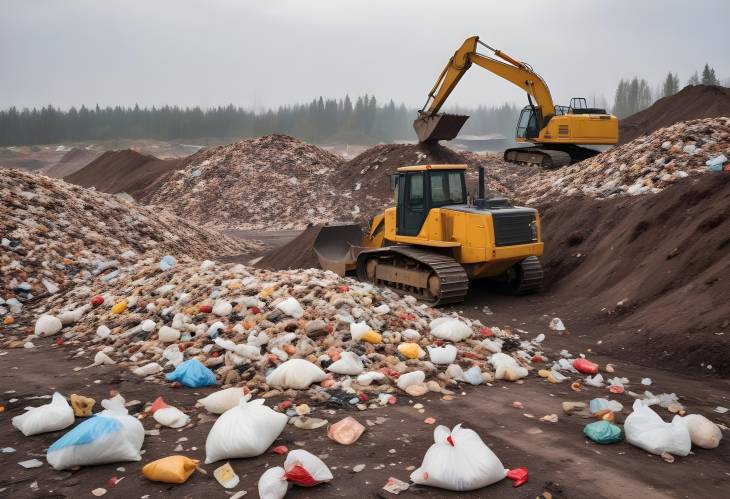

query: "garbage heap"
left=520, top=117, right=730, bottom=204
left=0, top=169, right=257, bottom=320
left=22, top=258, right=547, bottom=405
left=147, top=134, right=353, bottom=231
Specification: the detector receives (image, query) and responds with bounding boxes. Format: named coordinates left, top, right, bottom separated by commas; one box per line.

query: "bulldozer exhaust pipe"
left=478, top=165, right=485, bottom=199
left=413, top=113, right=469, bottom=143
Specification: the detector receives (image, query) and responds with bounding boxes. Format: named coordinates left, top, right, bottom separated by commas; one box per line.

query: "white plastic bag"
left=624, top=400, right=691, bottom=456
left=276, top=297, right=304, bottom=318
left=205, top=398, right=287, bottom=463
left=429, top=317, right=472, bottom=342
left=397, top=371, right=425, bottom=390
left=47, top=395, right=144, bottom=470
left=680, top=414, right=722, bottom=449
left=283, top=449, right=333, bottom=486
left=197, top=387, right=251, bottom=414
left=489, top=353, right=528, bottom=381
left=427, top=345, right=457, bottom=365
left=410, top=424, right=506, bottom=491
left=266, top=359, right=327, bottom=390
left=327, top=351, right=364, bottom=375
left=153, top=406, right=190, bottom=428
left=259, top=466, right=288, bottom=499
left=12, top=392, right=75, bottom=436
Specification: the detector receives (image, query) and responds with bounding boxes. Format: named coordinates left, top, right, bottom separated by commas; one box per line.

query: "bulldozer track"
left=511, top=255, right=544, bottom=294
left=356, top=246, right=469, bottom=306
left=504, top=147, right=572, bottom=168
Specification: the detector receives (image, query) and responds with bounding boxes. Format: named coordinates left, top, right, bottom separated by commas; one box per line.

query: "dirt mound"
left=539, top=173, right=730, bottom=375
left=620, top=85, right=730, bottom=144
left=256, top=225, right=322, bottom=270
left=0, top=169, right=257, bottom=307
left=519, top=117, right=730, bottom=204
left=64, top=149, right=186, bottom=200
left=148, top=135, right=352, bottom=230
left=44, top=148, right=103, bottom=178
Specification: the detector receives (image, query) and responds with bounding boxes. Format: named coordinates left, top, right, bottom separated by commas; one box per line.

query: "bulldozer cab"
left=395, top=165, right=467, bottom=236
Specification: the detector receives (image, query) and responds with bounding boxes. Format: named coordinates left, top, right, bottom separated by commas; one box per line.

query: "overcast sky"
left=1, top=0, right=728, bottom=111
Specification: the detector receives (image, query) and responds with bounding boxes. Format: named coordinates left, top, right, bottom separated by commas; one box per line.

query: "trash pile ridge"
left=519, top=117, right=730, bottom=204
left=0, top=169, right=258, bottom=315
left=19, top=258, right=551, bottom=404
left=147, top=134, right=353, bottom=231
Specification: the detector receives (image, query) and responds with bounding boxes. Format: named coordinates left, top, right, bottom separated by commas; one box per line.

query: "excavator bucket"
left=313, top=223, right=364, bottom=276
left=413, top=113, right=470, bottom=142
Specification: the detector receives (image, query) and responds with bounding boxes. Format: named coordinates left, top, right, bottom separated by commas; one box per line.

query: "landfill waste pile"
left=20, top=258, right=551, bottom=399
left=64, top=149, right=186, bottom=201
left=147, top=135, right=352, bottom=230
left=519, top=117, right=730, bottom=204
left=619, top=84, right=730, bottom=144
left=0, top=169, right=258, bottom=314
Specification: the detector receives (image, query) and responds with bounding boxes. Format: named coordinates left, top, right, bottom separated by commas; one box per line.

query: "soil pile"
left=256, top=225, right=322, bottom=270
left=44, top=148, right=103, bottom=178
left=519, top=117, right=730, bottom=204
left=148, top=135, right=351, bottom=230
left=539, top=173, right=730, bottom=375
left=0, top=169, right=258, bottom=309
left=64, top=149, right=186, bottom=200
left=620, top=85, right=730, bottom=144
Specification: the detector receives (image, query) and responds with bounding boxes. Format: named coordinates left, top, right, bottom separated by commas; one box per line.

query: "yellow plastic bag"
left=143, top=455, right=199, bottom=484
left=111, top=300, right=128, bottom=314
left=398, top=343, right=423, bottom=359
left=360, top=330, right=382, bottom=344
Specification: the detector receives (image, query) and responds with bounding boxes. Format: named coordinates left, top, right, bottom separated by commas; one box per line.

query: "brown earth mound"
left=65, top=149, right=186, bottom=200
left=255, top=224, right=323, bottom=270
left=620, top=85, right=730, bottom=144
left=44, top=147, right=103, bottom=178
left=539, top=173, right=730, bottom=375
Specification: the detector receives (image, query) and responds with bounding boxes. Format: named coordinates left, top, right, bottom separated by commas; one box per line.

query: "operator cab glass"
left=515, top=107, right=539, bottom=139
left=429, top=171, right=466, bottom=207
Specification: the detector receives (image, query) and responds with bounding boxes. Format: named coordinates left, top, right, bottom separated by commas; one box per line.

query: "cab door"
left=397, top=172, right=428, bottom=236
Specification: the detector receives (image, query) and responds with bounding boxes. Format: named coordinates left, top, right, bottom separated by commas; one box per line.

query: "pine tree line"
left=612, top=63, right=723, bottom=119
left=0, top=96, right=518, bottom=147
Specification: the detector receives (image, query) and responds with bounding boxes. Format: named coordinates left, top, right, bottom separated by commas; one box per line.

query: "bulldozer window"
left=429, top=171, right=465, bottom=207
left=408, top=173, right=424, bottom=211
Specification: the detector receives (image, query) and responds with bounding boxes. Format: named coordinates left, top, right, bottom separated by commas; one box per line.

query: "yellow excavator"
left=414, top=36, right=618, bottom=167
left=314, top=163, right=543, bottom=305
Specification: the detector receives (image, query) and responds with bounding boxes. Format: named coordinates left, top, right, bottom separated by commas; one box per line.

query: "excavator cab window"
left=515, top=107, right=539, bottom=139
left=397, top=172, right=428, bottom=236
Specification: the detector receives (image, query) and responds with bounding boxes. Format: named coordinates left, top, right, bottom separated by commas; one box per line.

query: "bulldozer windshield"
left=429, top=170, right=466, bottom=207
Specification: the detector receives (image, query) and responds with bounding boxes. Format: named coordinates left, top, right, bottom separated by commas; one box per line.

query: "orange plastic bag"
left=142, top=455, right=199, bottom=484
left=327, top=416, right=365, bottom=445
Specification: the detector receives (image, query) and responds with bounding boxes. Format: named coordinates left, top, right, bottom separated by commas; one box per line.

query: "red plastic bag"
left=283, top=449, right=332, bottom=487
left=149, top=396, right=170, bottom=414
left=573, top=358, right=598, bottom=375
left=506, top=467, right=528, bottom=487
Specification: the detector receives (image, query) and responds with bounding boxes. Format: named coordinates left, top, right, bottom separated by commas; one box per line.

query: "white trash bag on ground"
left=46, top=395, right=144, bottom=470
left=489, top=353, right=528, bottom=381
left=205, top=398, right=287, bottom=463
left=427, top=345, right=457, bottom=365
left=258, top=466, right=288, bottom=499
left=680, top=414, right=722, bottom=449
left=197, top=387, right=251, bottom=414
left=624, top=400, right=691, bottom=456
left=283, top=449, right=333, bottom=486
left=12, top=392, right=75, bottom=436
left=410, top=424, right=506, bottom=491
left=266, top=359, right=327, bottom=390
left=327, top=351, right=364, bottom=375
left=429, top=317, right=472, bottom=342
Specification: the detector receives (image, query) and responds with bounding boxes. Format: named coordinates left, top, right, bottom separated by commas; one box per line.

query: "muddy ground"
left=1, top=232, right=729, bottom=498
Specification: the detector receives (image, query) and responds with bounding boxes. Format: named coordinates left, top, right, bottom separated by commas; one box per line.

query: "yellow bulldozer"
left=314, top=163, right=543, bottom=305
left=414, top=36, right=618, bottom=167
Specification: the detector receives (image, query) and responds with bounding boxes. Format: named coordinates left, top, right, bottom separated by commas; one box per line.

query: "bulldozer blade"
left=313, top=223, right=364, bottom=276
left=413, top=113, right=470, bottom=142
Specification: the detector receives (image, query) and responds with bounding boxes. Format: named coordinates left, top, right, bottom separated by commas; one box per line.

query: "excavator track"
left=355, top=246, right=469, bottom=306
left=507, top=256, right=544, bottom=295
left=504, top=147, right=572, bottom=168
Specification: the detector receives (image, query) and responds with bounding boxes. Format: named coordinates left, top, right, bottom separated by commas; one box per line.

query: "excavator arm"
left=415, top=36, right=555, bottom=142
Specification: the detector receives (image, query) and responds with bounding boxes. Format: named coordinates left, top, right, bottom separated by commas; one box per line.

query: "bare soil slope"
left=539, top=173, right=730, bottom=374
left=620, top=85, right=730, bottom=144
left=64, top=149, right=185, bottom=200
left=43, top=148, right=103, bottom=178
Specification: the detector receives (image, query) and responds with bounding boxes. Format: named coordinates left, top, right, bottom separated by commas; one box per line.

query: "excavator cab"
left=515, top=106, right=540, bottom=140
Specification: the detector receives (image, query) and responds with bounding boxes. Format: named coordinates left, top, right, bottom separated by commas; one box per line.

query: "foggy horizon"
left=2, top=0, right=729, bottom=112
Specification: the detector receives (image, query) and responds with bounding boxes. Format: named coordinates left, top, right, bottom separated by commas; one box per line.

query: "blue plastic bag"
left=166, top=358, right=217, bottom=388
left=583, top=420, right=622, bottom=444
